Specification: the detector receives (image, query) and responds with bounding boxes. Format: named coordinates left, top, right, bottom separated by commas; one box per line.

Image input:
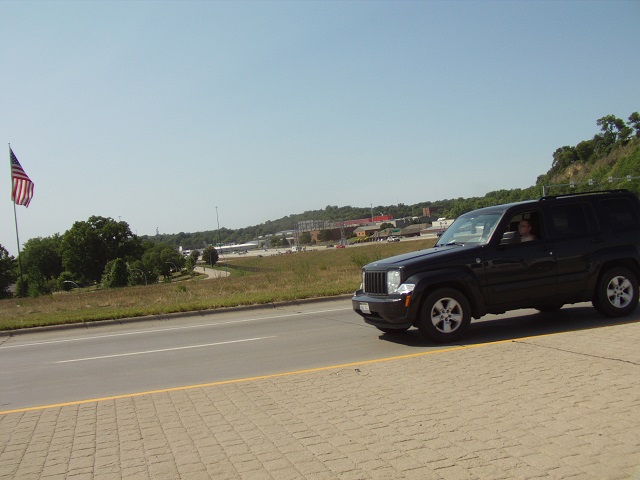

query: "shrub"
left=102, top=258, right=129, bottom=288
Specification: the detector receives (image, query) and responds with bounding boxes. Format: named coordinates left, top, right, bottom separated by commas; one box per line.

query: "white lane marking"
left=0, top=307, right=352, bottom=350
left=55, top=336, right=275, bottom=363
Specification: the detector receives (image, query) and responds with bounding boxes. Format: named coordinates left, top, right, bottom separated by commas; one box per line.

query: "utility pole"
left=216, top=206, right=221, bottom=247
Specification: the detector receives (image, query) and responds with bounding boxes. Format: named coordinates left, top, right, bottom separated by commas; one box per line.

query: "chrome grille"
left=364, top=271, right=387, bottom=295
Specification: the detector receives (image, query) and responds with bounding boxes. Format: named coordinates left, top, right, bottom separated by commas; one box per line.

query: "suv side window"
left=600, top=198, right=640, bottom=232
left=499, top=210, right=543, bottom=244
left=548, top=202, right=598, bottom=238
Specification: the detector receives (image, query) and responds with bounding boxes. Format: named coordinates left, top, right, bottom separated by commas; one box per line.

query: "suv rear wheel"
left=593, top=267, right=639, bottom=317
left=417, top=288, right=471, bottom=343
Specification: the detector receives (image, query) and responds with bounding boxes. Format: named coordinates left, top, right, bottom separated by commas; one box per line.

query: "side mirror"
left=500, top=231, right=518, bottom=245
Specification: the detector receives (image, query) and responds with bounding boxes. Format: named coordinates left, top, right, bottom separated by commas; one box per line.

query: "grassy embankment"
left=0, top=239, right=436, bottom=331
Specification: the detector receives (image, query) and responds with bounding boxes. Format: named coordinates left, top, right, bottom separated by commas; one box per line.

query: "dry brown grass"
left=0, top=239, right=436, bottom=331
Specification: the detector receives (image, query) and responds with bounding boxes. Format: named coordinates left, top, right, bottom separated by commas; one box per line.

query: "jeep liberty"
left=352, top=190, right=640, bottom=342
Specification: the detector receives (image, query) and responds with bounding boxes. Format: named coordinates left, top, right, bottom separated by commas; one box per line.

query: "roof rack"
left=539, top=189, right=630, bottom=201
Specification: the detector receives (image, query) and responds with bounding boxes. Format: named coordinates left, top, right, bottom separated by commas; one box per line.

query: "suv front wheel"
left=593, top=267, right=639, bottom=317
left=417, top=288, right=471, bottom=343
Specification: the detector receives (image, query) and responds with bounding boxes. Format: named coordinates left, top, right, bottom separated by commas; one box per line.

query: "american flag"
left=10, top=148, right=35, bottom=207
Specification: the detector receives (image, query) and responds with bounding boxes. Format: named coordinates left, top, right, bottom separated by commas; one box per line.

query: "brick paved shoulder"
left=2, top=322, right=639, bottom=479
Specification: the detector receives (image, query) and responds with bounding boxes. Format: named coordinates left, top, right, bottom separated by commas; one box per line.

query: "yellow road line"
left=3, top=313, right=636, bottom=416
left=0, top=338, right=523, bottom=415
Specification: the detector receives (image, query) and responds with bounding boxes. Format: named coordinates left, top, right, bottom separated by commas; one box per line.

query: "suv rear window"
left=600, top=198, right=640, bottom=232
left=548, top=202, right=598, bottom=237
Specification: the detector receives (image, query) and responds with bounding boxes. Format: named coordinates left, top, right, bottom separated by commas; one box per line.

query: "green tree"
left=185, top=255, right=197, bottom=274
left=14, top=235, right=65, bottom=296
left=18, top=269, right=57, bottom=297
left=140, top=243, right=183, bottom=281
left=628, top=112, right=640, bottom=137
left=595, top=114, right=627, bottom=155
left=61, top=216, right=142, bottom=283
left=270, top=235, right=282, bottom=248
left=161, top=247, right=184, bottom=279
left=317, top=230, right=332, bottom=242
left=551, top=146, right=577, bottom=174
left=0, top=245, right=17, bottom=298
left=202, top=246, right=219, bottom=266
left=597, top=114, right=626, bottom=141
left=575, top=140, right=595, bottom=163
left=128, top=259, right=153, bottom=285
left=102, top=258, right=129, bottom=288
left=299, top=232, right=312, bottom=245
left=21, top=235, right=63, bottom=282
left=183, top=250, right=199, bottom=275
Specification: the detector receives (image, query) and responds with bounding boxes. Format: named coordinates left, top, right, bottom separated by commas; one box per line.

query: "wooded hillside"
left=149, top=112, right=639, bottom=248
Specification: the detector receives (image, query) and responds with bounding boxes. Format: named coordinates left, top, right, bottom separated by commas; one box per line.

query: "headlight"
left=387, top=270, right=401, bottom=293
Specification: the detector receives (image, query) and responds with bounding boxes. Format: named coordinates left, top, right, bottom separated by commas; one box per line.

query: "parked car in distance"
left=353, top=190, right=640, bottom=342
left=387, top=236, right=400, bottom=242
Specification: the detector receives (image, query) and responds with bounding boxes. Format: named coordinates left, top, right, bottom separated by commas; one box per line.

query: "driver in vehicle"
left=518, top=219, right=537, bottom=242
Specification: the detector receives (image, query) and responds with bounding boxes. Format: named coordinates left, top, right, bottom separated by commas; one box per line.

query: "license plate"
left=360, top=302, right=370, bottom=314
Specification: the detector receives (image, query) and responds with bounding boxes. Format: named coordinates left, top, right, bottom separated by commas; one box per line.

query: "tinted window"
left=549, top=202, right=598, bottom=238
left=600, top=198, right=640, bottom=232
left=499, top=210, right=543, bottom=244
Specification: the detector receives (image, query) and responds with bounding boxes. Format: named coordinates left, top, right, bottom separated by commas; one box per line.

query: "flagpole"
left=9, top=143, right=25, bottom=296
left=12, top=200, right=25, bottom=296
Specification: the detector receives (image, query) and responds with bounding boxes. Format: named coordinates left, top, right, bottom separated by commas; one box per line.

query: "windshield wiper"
left=438, top=242, right=465, bottom=247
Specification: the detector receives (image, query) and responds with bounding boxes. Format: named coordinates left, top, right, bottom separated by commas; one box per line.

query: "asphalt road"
left=1, top=297, right=635, bottom=413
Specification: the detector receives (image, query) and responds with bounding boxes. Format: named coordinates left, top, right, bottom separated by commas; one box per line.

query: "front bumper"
left=351, top=290, right=413, bottom=330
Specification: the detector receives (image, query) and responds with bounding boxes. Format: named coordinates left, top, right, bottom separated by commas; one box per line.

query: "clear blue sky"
left=1, top=0, right=638, bottom=255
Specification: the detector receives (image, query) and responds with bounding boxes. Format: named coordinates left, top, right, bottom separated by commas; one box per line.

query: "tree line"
left=149, top=114, right=639, bottom=249
left=0, top=216, right=221, bottom=298
left=548, top=113, right=640, bottom=176
left=1, top=111, right=638, bottom=298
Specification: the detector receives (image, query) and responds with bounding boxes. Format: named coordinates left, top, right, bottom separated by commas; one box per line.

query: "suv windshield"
left=437, top=212, right=502, bottom=246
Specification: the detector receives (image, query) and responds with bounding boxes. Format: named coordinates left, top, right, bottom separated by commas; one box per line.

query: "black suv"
left=352, top=190, right=640, bottom=342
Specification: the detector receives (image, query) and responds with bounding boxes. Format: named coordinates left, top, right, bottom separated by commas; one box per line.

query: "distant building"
left=339, top=214, right=393, bottom=227
left=307, top=226, right=357, bottom=243
left=216, top=243, right=259, bottom=254
left=400, top=223, right=428, bottom=237
left=354, top=226, right=381, bottom=238
left=423, top=206, right=445, bottom=218
left=297, top=215, right=394, bottom=233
